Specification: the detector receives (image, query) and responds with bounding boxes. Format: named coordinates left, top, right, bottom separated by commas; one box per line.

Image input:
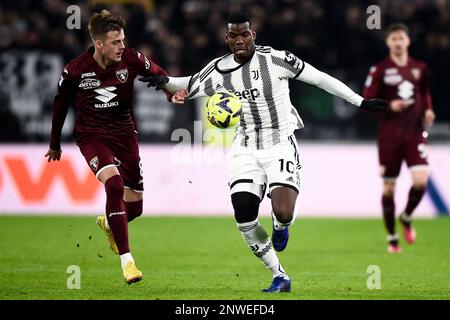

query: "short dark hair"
left=88, top=10, right=125, bottom=40
left=386, top=23, right=409, bottom=38
left=227, top=12, right=251, bottom=27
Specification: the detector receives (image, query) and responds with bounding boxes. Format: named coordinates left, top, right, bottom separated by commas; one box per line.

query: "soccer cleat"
left=262, top=275, right=291, bottom=293
left=123, top=261, right=143, bottom=284
left=387, top=243, right=402, bottom=253
left=272, top=227, right=289, bottom=252
left=399, top=213, right=416, bottom=244
left=402, top=225, right=416, bottom=245
left=96, top=215, right=119, bottom=255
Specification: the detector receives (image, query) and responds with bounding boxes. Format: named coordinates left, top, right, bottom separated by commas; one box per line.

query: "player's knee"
left=272, top=204, right=294, bottom=224
left=412, top=181, right=427, bottom=191
left=383, top=181, right=396, bottom=197
left=231, top=192, right=260, bottom=223
left=105, top=175, right=124, bottom=198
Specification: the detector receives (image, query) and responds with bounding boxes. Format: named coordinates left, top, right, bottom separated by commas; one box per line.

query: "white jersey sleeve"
left=166, top=58, right=222, bottom=99
left=270, top=49, right=306, bottom=79
left=296, top=62, right=364, bottom=107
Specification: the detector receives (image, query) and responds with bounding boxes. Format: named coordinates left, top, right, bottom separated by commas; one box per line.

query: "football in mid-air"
left=206, top=91, right=241, bottom=129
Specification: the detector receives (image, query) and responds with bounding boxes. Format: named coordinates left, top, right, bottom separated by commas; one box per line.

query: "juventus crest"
left=116, top=68, right=128, bottom=83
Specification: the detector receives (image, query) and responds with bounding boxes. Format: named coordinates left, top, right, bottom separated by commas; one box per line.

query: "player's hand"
left=138, top=75, right=169, bottom=90
left=171, top=90, right=188, bottom=104
left=45, top=148, right=62, bottom=162
left=423, top=109, right=435, bottom=127
left=360, top=98, right=388, bottom=112
left=390, top=99, right=414, bottom=112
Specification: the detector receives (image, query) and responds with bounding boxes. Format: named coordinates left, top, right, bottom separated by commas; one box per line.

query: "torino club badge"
left=116, top=69, right=128, bottom=83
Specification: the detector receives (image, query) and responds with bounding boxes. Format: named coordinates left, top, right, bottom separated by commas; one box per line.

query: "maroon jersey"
left=363, top=57, right=433, bottom=144
left=50, top=47, right=171, bottom=149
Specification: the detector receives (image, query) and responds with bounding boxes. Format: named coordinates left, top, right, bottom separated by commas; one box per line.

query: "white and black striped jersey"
left=186, top=46, right=305, bottom=149
left=169, top=45, right=364, bottom=150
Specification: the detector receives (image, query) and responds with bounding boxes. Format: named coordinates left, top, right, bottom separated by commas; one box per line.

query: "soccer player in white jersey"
left=141, top=13, right=387, bottom=293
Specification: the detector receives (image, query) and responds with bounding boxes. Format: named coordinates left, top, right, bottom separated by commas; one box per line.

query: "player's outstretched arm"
left=139, top=76, right=190, bottom=104
left=297, top=63, right=387, bottom=112
left=46, top=66, right=74, bottom=161
left=139, top=75, right=190, bottom=93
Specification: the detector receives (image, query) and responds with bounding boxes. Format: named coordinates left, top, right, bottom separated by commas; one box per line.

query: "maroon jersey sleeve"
left=420, top=64, right=433, bottom=110
left=133, top=49, right=173, bottom=101
left=362, top=64, right=383, bottom=100
left=49, top=65, right=75, bottom=150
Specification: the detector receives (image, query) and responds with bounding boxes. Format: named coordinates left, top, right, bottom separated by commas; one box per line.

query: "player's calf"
left=125, top=200, right=143, bottom=222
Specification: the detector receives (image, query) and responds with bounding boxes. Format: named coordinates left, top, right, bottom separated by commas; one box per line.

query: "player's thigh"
left=410, top=170, right=428, bottom=189
left=262, top=135, right=301, bottom=198
left=113, top=138, right=145, bottom=194
left=228, top=147, right=266, bottom=200
left=378, top=142, right=403, bottom=179
left=78, top=141, right=121, bottom=180
left=404, top=132, right=429, bottom=176
left=270, top=186, right=298, bottom=218
left=124, top=188, right=143, bottom=202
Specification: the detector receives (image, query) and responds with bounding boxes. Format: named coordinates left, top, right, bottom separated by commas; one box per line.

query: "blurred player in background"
left=45, top=10, right=174, bottom=283
left=141, top=13, right=387, bottom=292
left=363, top=23, right=435, bottom=253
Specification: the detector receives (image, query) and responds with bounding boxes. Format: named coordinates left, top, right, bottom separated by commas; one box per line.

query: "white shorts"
left=227, top=135, right=301, bottom=200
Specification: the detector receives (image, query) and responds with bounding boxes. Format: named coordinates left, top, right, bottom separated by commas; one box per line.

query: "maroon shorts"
left=378, top=131, right=428, bottom=179
left=78, top=137, right=143, bottom=192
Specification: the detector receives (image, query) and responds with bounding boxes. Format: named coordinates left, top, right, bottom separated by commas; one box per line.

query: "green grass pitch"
left=0, top=215, right=449, bottom=300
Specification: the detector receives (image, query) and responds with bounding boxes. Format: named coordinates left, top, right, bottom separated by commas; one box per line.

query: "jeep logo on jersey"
left=79, top=78, right=101, bottom=90
left=116, top=69, right=128, bottom=83
left=234, top=88, right=260, bottom=101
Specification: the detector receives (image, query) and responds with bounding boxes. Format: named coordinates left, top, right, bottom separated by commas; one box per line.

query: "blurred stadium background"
left=0, top=0, right=449, bottom=217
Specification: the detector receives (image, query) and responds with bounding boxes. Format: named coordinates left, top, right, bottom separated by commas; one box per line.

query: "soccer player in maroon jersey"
left=363, top=23, right=435, bottom=253
left=45, top=10, right=174, bottom=283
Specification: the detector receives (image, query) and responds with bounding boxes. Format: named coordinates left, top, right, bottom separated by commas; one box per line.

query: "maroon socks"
left=404, top=186, right=426, bottom=217
left=382, top=195, right=396, bottom=236
left=105, top=175, right=130, bottom=254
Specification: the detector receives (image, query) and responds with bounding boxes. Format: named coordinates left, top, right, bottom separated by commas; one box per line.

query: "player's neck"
left=233, top=48, right=255, bottom=65
left=390, top=53, right=409, bottom=67
left=93, top=50, right=114, bottom=70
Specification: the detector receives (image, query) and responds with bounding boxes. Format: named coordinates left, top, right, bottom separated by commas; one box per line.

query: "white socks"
left=272, top=211, right=295, bottom=231
left=387, top=234, right=399, bottom=242
left=237, top=219, right=288, bottom=278
left=120, top=252, right=134, bottom=268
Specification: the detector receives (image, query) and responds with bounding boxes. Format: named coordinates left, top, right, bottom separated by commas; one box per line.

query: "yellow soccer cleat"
left=96, top=215, right=119, bottom=255
left=123, top=261, right=143, bottom=284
